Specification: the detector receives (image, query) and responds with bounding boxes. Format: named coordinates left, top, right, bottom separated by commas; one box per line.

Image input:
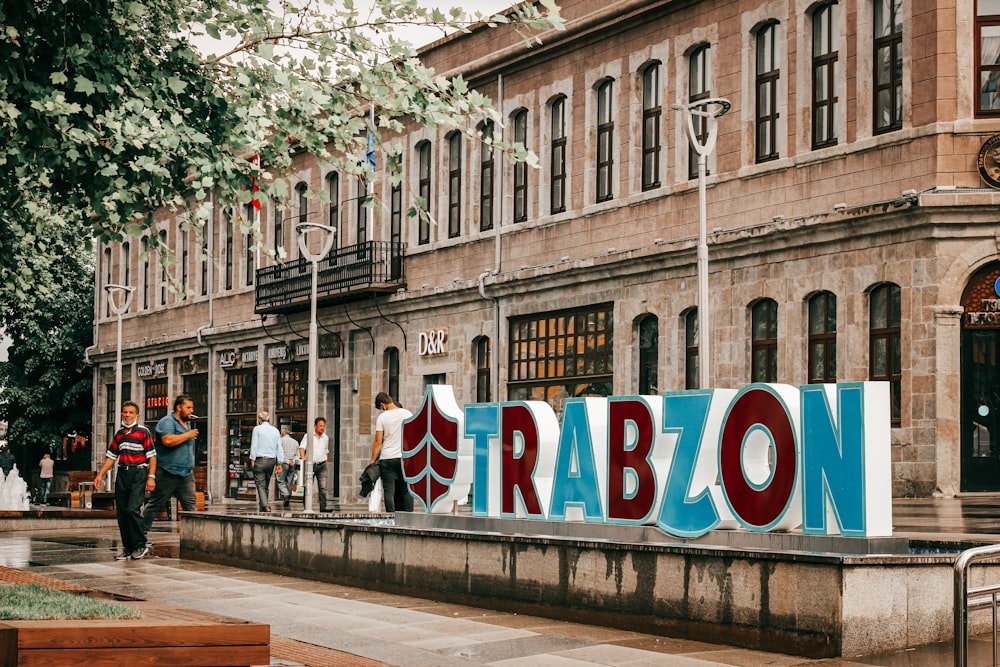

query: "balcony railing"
left=255, top=240, right=406, bottom=314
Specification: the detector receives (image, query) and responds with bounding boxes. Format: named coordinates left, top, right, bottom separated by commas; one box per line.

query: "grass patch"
left=0, top=584, right=141, bottom=620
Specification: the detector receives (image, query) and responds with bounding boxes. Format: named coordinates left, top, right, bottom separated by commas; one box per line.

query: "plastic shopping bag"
left=368, top=478, right=383, bottom=513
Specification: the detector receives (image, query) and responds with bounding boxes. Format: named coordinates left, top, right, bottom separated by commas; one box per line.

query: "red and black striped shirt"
left=107, top=424, right=156, bottom=467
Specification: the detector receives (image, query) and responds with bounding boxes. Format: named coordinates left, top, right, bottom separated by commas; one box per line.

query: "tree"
left=0, top=0, right=563, bottom=301
left=0, top=233, right=94, bottom=475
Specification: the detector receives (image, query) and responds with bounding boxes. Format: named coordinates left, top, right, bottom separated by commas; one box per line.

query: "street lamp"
left=296, top=222, right=337, bottom=513
left=672, top=97, right=730, bottom=390
left=104, top=283, right=134, bottom=491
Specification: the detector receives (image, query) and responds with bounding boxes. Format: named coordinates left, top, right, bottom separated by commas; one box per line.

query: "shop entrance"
left=961, top=263, right=1000, bottom=491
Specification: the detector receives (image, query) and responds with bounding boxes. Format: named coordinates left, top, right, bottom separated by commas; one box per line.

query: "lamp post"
left=672, top=97, right=730, bottom=390
left=296, top=222, right=337, bottom=513
left=104, top=283, right=134, bottom=492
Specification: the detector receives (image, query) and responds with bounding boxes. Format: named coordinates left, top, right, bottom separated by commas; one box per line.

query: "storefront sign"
left=402, top=383, right=892, bottom=538
left=241, top=348, right=258, bottom=364
left=219, top=350, right=237, bottom=368
left=418, top=327, right=448, bottom=356
left=267, top=345, right=288, bottom=361
left=295, top=341, right=310, bottom=358
left=136, top=359, right=167, bottom=379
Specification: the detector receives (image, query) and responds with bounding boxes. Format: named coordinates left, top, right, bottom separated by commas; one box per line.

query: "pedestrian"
left=38, top=453, right=55, bottom=504
left=249, top=411, right=282, bottom=512
left=369, top=392, right=414, bottom=513
left=276, top=424, right=300, bottom=509
left=142, top=395, right=199, bottom=534
left=300, top=417, right=330, bottom=512
left=0, top=446, right=14, bottom=478
left=94, top=401, right=156, bottom=560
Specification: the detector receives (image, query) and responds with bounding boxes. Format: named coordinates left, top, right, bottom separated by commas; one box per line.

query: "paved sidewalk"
left=2, top=496, right=1000, bottom=666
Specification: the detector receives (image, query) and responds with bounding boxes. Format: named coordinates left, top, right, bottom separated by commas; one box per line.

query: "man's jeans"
left=309, top=461, right=329, bottom=512
left=142, top=469, right=197, bottom=532
left=276, top=462, right=299, bottom=498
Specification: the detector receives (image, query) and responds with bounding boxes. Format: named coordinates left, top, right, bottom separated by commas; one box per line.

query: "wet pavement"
left=3, top=497, right=1000, bottom=666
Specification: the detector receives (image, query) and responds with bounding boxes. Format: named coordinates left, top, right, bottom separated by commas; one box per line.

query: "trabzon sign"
left=401, top=382, right=892, bottom=538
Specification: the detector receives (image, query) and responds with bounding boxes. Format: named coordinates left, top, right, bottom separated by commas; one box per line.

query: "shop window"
left=869, top=283, right=901, bottom=424
left=808, top=291, right=837, bottom=383
left=144, top=378, right=169, bottom=424
left=751, top=298, right=778, bottom=382
left=508, top=303, right=613, bottom=414
left=277, top=363, right=308, bottom=411
left=183, top=373, right=209, bottom=471
left=226, top=368, right=258, bottom=499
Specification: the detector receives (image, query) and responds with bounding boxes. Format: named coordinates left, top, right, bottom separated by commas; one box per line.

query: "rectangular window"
left=688, top=45, right=711, bottom=179
left=277, top=363, right=307, bottom=411
left=641, top=64, right=661, bottom=190
left=508, top=304, right=614, bottom=414
left=756, top=23, right=780, bottom=162
left=390, top=182, right=402, bottom=280
left=812, top=2, right=839, bottom=148
left=874, top=0, right=903, bottom=132
left=448, top=133, right=462, bottom=238
left=159, top=230, right=169, bottom=304
left=180, top=228, right=189, bottom=299
left=144, top=378, right=169, bottom=424
left=480, top=122, right=494, bottom=232
left=978, top=1, right=1000, bottom=115
left=418, top=142, right=431, bottom=245
left=596, top=80, right=614, bottom=203
left=476, top=337, right=491, bottom=402
left=551, top=98, right=567, bottom=214
left=141, top=236, right=150, bottom=309
left=751, top=299, right=778, bottom=383
left=200, top=232, right=208, bottom=297
left=274, top=200, right=284, bottom=257
left=513, top=110, right=528, bottom=222
left=226, top=368, right=257, bottom=414
left=224, top=219, right=233, bottom=291
left=357, top=177, right=368, bottom=244
left=327, top=172, right=340, bottom=248
left=244, top=204, right=255, bottom=287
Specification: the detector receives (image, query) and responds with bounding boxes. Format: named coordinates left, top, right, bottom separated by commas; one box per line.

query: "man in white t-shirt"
left=299, top=417, right=330, bottom=512
left=369, top=392, right=413, bottom=512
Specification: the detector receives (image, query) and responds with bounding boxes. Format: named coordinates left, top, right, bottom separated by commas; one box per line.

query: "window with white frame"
left=812, top=2, right=839, bottom=148
left=417, top=141, right=431, bottom=245
left=688, top=44, right=711, bottom=179
left=641, top=63, right=662, bottom=190
left=755, top=21, right=780, bottom=162
left=874, top=0, right=903, bottom=132
left=448, top=132, right=462, bottom=238
left=596, top=79, right=614, bottom=203
left=480, top=121, right=494, bottom=232
left=550, top=96, right=567, bottom=214
left=513, top=109, right=529, bottom=222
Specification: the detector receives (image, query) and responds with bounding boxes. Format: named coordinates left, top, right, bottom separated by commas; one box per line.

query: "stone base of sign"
left=179, top=511, right=984, bottom=659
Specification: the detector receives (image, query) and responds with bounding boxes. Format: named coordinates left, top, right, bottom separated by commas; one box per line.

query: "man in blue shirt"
left=142, top=395, right=199, bottom=533
left=250, top=411, right=282, bottom=512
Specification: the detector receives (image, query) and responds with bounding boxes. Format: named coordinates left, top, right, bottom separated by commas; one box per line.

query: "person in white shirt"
left=369, top=392, right=413, bottom=512
left=299, top=417, right=330, bottom=512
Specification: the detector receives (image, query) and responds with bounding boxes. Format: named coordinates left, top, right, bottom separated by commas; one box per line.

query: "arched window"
left=685, top=309, right=699, bottom=389
left=807, top=291, right=837, bottom=383
left=755, top=21, right=780, bottom=162
left=475, top=336, right=491, bottom=402
left=479, top=121, right=494, bottom=232
left=512, top=109, right=529, bottom=222
left=550, top=96, right=567, bottom=214
left=641, top=63, right=661, bottom=190
left=417, top=141, right=432, bottom=245
left=688, top=44, right=711, bottom=179
left=751, top=298, right=778, bottom=382
left=869, top=283, right=901, bottom=424
left=448, top=132, right=462, bottom=238
left=812, top=2, right=839, bottom=148
left=596, top=79, right=614, bottom=202
left=638, top=315, right=658, bottom=395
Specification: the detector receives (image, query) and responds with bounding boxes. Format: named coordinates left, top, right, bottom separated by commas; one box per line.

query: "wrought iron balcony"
left=255, top=241, right=406, bottom=314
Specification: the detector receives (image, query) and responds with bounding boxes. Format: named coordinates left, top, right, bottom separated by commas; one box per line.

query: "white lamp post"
left=104, top=283, right=134, bottom=492
left=672, top=97, right=730, bottom=390
left=296, top=222, right=337, bottom=513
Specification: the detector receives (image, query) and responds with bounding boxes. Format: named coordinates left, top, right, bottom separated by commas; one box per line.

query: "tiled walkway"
left=3, top=496, right=1000, bottom=666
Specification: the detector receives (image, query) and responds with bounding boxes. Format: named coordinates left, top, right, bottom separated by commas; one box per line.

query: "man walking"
left=370, top=392, right=413, bottom=513
left=276, top=424, right=300, bottom=509
left=250, top=411, right=282, bottom=512
left=38, top=453, right=54, bottom=504
left=142, top=395, right=199, bottom=534
left=300, top=417, right=330, bottom=512
left=94, top=401, right=156, bottom=560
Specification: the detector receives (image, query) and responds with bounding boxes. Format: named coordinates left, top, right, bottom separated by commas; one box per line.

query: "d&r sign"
left=418, top=328, right=448, bottom=356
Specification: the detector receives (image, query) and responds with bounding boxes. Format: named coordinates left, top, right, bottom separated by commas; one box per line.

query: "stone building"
left=89, top=0, right=1000, bottom=503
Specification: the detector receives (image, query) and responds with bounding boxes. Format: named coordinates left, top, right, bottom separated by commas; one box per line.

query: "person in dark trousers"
left=369, top=392, right=414, bottom=513
left=94, top=401, right=157, bottom=560
left=142, top=395, right=199, bottom=534
left=300, top=417, right=330, bottom=512
left=249, top=411, right=282, bottom=512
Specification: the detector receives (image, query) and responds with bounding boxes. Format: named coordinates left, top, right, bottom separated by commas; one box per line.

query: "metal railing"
left=954, top=543, right=1000, bottom=666
left=255, top=240, right=405, bottom=313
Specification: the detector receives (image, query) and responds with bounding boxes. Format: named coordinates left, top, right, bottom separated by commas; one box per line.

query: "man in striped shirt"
left=95, top=401, right=157, bottom=560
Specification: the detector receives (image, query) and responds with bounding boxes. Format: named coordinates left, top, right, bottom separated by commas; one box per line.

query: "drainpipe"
left=195, top=193, right=216, bottom=504
left=477, top=72, right=505, bottom=402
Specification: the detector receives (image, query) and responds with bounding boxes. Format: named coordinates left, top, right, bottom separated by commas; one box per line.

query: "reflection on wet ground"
left=0, top=497, right=999, bottom=665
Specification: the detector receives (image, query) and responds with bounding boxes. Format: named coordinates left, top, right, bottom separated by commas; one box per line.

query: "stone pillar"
left=933, top=305, right=964, bottom=496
